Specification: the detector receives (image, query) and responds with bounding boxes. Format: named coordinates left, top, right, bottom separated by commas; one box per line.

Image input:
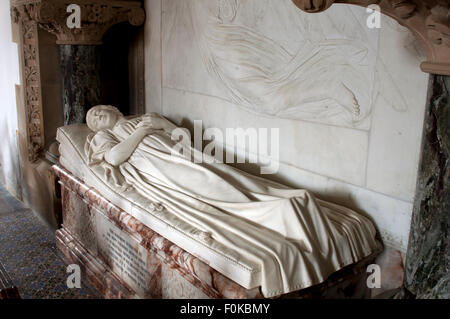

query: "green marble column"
left=60, top=45, right=101, bottom=125
left=404, top=75, right=449, bottom=299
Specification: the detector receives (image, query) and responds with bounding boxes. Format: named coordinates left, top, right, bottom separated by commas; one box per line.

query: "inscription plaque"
left=95, top=211, right=161, bottom=297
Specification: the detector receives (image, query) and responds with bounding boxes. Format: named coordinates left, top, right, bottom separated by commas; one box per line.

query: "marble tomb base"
left=52, top=165, right=381, bottom=299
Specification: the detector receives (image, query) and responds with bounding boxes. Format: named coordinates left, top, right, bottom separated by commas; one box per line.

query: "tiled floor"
left=0, top=183, right=101, bottom=299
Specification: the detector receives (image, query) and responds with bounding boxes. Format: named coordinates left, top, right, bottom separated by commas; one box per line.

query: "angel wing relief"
left=184, top=0, right=408, bottom=127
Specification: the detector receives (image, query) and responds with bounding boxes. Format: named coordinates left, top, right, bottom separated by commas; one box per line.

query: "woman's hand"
left=104, top=114, right=170, bottom=167
left=141, top=113, right=167, bottom=131
left=136, top=120, right=156, bottom=136
left=139, top=113, right=179, bottom=135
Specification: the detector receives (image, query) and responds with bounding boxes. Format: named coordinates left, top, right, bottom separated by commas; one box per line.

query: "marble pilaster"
left=404, top=75, right=450, bottom=299
left=60, top=45, right=100, bottom=125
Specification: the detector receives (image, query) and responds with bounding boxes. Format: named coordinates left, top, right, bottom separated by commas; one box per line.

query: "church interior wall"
left=0, top=0, right=21, bottom=200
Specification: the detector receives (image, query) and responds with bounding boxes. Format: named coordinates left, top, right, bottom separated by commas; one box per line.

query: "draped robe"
left=85, top=115, right=378, bottom=297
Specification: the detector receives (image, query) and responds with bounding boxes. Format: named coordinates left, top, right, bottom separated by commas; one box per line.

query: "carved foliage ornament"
left=13, top=0, right=146, bottom=45
left=11, top=3, right=44, bottom=162
left=292, top=0, right=450, bottom=76
left=426, top=5, right=450, bottom=47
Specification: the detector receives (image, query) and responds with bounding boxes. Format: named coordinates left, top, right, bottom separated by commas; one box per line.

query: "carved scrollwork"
left=37, top=1, right=55, bottom=22
left=129, top=7, right=146, bottom=26
left=426, top=5, right=450, bottom=47
left=291, top=0, right=450, bottom=75
left=388, top=0, right=417, bottom=19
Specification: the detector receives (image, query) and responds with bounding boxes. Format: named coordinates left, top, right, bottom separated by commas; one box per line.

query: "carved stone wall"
left=11, top=3, right=45, bottom=162
left=404, top=75, right=449, bottom=299
left=128, top=28, right=145, bottom=115
left=292, top=0, right=450, bottom=75
left=9, top=0, right=145, bottom=230
left=8, top=0, right=448, bottom=299
left=28, top=0, right=146, bottom=45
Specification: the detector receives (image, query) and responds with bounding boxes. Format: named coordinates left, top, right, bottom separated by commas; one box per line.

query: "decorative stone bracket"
left=12, top=0, right=145, bottom=45
left=10, top=0, right=145, bottom=162
left=292, top=0, right=450, bottom=76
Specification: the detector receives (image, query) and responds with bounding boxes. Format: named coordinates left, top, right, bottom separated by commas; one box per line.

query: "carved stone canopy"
left=10, top=0, right=145, bottom=162
left=11, top=0, right=146, bottom=45
left=292, top=0, right=450, bottom=76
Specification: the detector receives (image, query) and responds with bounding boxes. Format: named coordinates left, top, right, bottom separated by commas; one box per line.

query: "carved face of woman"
left=86, top=105, right=123, bottom=132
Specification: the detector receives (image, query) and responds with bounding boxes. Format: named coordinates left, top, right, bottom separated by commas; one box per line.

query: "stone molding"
left=292, top=0, right=450, bottom=76
left=11, top=0, right=145, bottom=45
left=11, top=2, right=44, bottom=162
left=10, top=0, right=145, bottom=162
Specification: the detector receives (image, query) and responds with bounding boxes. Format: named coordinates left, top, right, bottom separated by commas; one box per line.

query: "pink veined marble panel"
left=52, top=165, right=262, bottom=299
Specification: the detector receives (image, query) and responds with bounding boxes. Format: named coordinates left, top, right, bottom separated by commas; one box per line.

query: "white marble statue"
left=85, top=105, right=378, bottom=297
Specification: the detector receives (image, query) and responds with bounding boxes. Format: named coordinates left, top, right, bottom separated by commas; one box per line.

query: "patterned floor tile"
left=0, top=183, right=102, bottom=299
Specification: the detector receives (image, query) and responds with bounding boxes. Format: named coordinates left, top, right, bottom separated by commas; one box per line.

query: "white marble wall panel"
left=161, top=0, right=225, bottom=99
left=162, top=88, right=412, bottom=251
left=366, top=16, right=429, bottom=201
left=277, top=162, right=413, bottom=251
left=259, top=158, right=413, bottom=251
left=0, top=1, right=21, bottom=197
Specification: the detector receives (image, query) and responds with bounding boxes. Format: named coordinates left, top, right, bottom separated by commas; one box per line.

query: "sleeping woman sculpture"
left=85, top=105, right=379, bottom=297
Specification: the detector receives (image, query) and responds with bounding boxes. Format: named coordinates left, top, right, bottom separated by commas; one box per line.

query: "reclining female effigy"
left=53, top=105, right=381, bottom=298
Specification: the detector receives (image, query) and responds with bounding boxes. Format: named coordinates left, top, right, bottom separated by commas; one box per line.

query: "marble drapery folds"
left=84, top=114, right=379, bottom=297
